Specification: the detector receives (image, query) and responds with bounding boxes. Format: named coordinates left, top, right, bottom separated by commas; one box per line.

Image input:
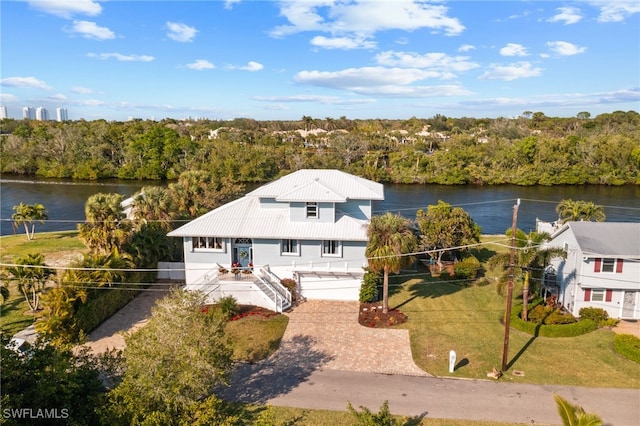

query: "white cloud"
left=186, top=60, right=215, bottom=70
left=224, top=0, right=241, bottom=10
left=0, top=76, right=52, bottom=90
left=547, top=41, right=587, bottom=56
left=310, top=35, right=376, bottom=50
left=227, top=61, right=264, bottom=71
left=70, top=20, right=115, bottom=40
left=71, top=86, right=93, bottom=94
left=588, top=0, right=640, bottom=22
left=270, top=0, right=465, bottom=42
left=0, top=93, right=18, bottom=103
left=48, top=93, right=67, bottom=101
left=87, top=53, right=155, bottom=62
left=375, top=51, right=479, bottom=74
left=547, top=7, right=582, bottom=25
left=26, top=0, right=102, bottom=19
left=499, top=43, right=528, bottom=57
left=458, top=44, right=475, bottom=52
left=166, top=22, right=198, bottom=42
left=294, top=66, right=472, bottom=97
left=479, top=62, right=543, bottom=81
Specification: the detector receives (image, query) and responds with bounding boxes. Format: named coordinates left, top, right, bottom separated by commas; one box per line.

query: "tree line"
left=1, top=110, right=638, bottom=185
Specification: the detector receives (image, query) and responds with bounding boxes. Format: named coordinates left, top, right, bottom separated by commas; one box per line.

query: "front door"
left=233, top=238, right=253, bottom=268
left=622, top=291, right=637, bottom=318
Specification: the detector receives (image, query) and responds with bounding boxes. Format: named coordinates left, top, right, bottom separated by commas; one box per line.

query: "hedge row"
left=613, top=334, right=640, bottom=364
left=509, top=304, right=598, bottom=338
left=75, top=287, right=142, bottom=334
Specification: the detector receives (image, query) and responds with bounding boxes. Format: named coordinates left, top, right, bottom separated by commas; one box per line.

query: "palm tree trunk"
left=522, top=270, right=530, bottom=321
left=382, top=266, right=389, bottom=314
left=23, top=223, right=32, bottom=240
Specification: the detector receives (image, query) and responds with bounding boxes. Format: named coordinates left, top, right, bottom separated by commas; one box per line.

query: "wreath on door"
left=239, top=249, right=249, bottom=259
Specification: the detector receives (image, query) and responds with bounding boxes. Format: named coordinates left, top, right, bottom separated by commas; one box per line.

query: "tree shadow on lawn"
left=390, top=268, right=470, bottom=311
left=216, top=334, right=333, bottom=405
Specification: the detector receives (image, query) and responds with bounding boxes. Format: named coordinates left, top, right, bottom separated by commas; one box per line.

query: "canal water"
left=1, top=177, right=638, bottom=236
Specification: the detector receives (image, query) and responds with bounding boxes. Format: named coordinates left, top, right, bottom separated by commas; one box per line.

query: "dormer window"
left=306, top=202, right=318, bottom=218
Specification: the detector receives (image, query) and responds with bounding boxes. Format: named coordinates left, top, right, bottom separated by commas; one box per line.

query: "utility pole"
left=501, top=198, right=520, bottom=372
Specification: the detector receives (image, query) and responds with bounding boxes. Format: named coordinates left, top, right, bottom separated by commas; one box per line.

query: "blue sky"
left=1, top=0, right=639, bottom=121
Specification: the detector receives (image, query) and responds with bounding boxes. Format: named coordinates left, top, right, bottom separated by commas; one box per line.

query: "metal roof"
left=168, top=170, right=382, bottom=241
left=249, top=169, right=384, bottom=201
left=554, top=222, right=640, bottom=257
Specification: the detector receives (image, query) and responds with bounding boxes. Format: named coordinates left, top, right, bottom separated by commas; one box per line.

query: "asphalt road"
left=220, top=364, right=640, bottom=425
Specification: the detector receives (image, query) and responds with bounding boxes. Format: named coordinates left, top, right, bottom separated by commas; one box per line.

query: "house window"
left=193, top=237, right=224, bottom=251
left=322, top=240, right=341, bottom=257
left=591, top=289, right=605, bottom=302
left=306, top=202, right=318, bottom=218
left=281, top=239, right=299, bottom=255
left=594, top=258, right=623, bottom=273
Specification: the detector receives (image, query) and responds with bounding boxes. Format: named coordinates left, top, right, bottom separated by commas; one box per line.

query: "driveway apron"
left=263, top=300, right=430, bottom=376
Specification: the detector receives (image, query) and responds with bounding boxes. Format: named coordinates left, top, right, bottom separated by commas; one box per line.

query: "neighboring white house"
left=167, top=169, right=384, bottom=311
left=542, top=222, right=640, bottom=319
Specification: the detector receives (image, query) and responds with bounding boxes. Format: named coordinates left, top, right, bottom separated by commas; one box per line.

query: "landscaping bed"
left=358, top=302, right=408, bottom=328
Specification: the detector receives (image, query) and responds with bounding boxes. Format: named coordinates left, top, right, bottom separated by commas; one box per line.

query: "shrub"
left=544, top=310, right=577, bottom=325
left=454, top=255, right=481, bottom=280
left=280, top=278, right=298, bottom=302
left=613, top=334, right=640, bottom=364
left=474, top=277, right=491, bottom=287
left=528, top=304, right=553, bottom=324
left=347, top=400, right=400, bottom=426
left=510, top=305, right=597, bottom=337
left=579, top=307, right=609, bottom=324
left=527, top=304, right=576, bottom=325
left=217, top=295, right=238, bottom=319
left=360, top=270, right=381, bottom=303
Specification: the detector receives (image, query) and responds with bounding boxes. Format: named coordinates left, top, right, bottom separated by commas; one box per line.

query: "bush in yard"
left=613, top=334, right=640, bottom=364
left=347, top=400, right=400, bottom=426
left=579, top=307, right=609, bottom=325
left=454, top=255, right=481, bottom=281
left=280, top=278, right=298, bottom=302
left=217, top=295, right=238, bottom=319
left=359, top=270, right=381, bottom=303
left=511, top=305, right=597, bottom=337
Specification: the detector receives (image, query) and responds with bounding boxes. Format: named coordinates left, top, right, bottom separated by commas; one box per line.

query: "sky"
left=1, top=0, right=639, bottom=122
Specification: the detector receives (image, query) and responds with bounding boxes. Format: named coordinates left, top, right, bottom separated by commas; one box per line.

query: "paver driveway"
left=263, top=300, right=430, bottom=376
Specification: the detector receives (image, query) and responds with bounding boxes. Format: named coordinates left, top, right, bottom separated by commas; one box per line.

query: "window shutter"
left=594, top=258, right=601, bottom=273
left=605, top=290, right=613, bottom=302
left=584, top=288, right=591, bottom=302
left=616, top=259, right=624, bottom=273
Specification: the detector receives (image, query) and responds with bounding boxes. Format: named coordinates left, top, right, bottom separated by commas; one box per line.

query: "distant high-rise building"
left=0, top=105, right=7, bottom=119
left=23, top=106, right=35, bottom=120
left=56, top=107, right=68, bottom=121
left=36, top=107, right=49, bottom=121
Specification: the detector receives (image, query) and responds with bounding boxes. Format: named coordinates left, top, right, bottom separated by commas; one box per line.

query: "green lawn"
left=1, top=231, right=87, bottom=337
left=389, top=271, right=640, bottom=388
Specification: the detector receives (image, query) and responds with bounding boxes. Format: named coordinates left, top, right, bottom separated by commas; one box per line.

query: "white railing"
left=260, top=267, right=291, bottom=307
left=256, top=266, right=291, bottom=312
left=185, top=268, right=220, bottom=298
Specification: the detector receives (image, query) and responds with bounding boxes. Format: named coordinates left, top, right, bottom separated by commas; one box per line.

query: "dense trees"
left=1, top=111, right=638, bottom=185
left=556, top=199, right=606, bottom=224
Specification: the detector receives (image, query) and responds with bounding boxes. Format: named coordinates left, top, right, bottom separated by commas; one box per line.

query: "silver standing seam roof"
left=553, top=222, right=640, bottom=258
left=167, top=169, right=384, bottom=241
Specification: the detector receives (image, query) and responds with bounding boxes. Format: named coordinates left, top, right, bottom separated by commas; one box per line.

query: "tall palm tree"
left=488, top=230, right=565, bottom=321
left=78, top=193, right=131, bottom=254
left=556, top=199, right=606, bottom=224
left=366, top=212, right=417, bottom=313
left=131, top=186, right=172, bottom=230
left=11, top=202, right=48, bottom=240
left=1, top=253, right=54, bottom=312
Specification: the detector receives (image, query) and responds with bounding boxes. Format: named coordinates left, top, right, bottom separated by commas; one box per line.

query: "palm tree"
left=554, top=393, right=603, bottom=426
left=131, top=186, right=172, bottom=230
left=12, top=202, right=48, bottom=240
left=556, top=199, right=606, bottom=224
left=78, top=193, right=131, bottom=254
left=488, top=230, right=565, bottom=321
left=0, top=284, right=9, bottom=303
left=366, top=212, right=417, bottom=313
left=1, top=253, right=54, bottom=312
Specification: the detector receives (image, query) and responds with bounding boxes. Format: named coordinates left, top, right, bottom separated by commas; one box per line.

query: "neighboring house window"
left=594, top=258, right=623, bottom=273
left=583, top=288, right=613, bottom=302
left=306, top=202, right=318, bottom=218
left=281, top=239, right=299, bottom=255
left=193, top=237, right=224, bottom=251
left=322, top=240, right=341, bottom=257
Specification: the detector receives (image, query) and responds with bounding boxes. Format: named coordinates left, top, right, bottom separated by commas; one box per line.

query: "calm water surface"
left=1, top=177, right=638, bottom=236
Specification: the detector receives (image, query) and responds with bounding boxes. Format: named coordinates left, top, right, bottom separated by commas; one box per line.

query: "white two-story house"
left=167, top=169, right=384, bottom=311
left=543, top=222, right=640, bottom=320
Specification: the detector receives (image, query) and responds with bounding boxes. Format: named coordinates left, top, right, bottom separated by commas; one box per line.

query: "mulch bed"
left=358, top=302, right=408, bottom=328
left=202, top=304, right=279, bottom=321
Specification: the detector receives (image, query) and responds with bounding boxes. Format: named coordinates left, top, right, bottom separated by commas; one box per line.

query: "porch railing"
left=258, top=266, right=292, bottom=310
